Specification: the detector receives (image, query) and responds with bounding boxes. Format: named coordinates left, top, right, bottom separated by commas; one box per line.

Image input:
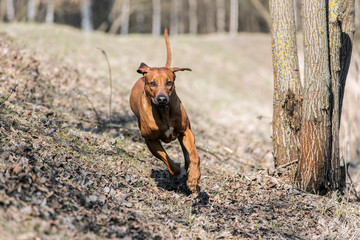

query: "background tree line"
left=0, top=0, right=272, bottom=34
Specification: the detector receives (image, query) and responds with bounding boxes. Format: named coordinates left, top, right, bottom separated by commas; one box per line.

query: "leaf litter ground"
left=1, top=31, right=360, bottom=240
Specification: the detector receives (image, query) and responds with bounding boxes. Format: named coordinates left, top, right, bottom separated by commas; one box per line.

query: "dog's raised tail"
left=164, top=27, right=172, bottom=68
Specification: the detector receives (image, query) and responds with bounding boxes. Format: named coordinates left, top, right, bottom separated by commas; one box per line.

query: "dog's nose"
left=157, top=95, right=168, bottom=105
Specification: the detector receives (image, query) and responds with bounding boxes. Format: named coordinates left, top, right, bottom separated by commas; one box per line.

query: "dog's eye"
left=149, top=81, right=156, bottom=87
left=166, top=81, right=173, bottom=86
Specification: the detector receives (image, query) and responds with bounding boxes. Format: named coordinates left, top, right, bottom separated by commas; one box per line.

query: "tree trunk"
left=204, top=0, right=216, bottom=33
left=355, top=0, right=360, bottom=30
left=46, top=0, right=55, bottom=24
left=27, top=0, right=36, bottom=22
left=328, top=0, right=355, bottom=190
left=216, top=0, right=225, bottom=33
left=188, top=0, right=198, bottom=34
left=270, top=0, right=302, bottom=179
left=249, top=0, right=271, bottom=30
left=120, top=0, right=130, bottom=35
left=81, top=0, right=93, bottom=32
left=109, top=1, right=123, bottom=34
left=270, top=0, right=355, bottom=194
left=136, top=3, right=145, bottom=33
left=152, top=0, right=161, bottom=36
left=229, top=0, right=238, bottom=36
left=0, top=0, right=7, bottom=21
left=170, top=0, right=180, bottom=35
left=295, top=0, right=332, bottom=193
left=6, top=0, right=15, bottom=22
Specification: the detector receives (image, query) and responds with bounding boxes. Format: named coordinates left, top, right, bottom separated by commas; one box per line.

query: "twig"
left=0, top=84, right=18, bottom=107
left=97, top=48, right=113, bottom=125
left=73, top=88, right=101, bottom=126
left=197, top=146, right=223, bottom=161
left=275, top=160, right=299, bottom=170
left=109, top=123, right=138, bottom=131
left=197, top=146, right=263, bottom=170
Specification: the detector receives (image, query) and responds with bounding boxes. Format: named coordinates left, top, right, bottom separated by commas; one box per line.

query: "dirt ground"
left=1, top=23, right=360, bottom=239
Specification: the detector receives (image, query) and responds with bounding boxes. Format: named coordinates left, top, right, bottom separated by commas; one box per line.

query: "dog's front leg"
left=145, top=139, right=181, bottom=176
left=178, top=128, right=201, bottom=192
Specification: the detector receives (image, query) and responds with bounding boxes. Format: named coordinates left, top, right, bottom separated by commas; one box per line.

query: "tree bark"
left=152, top=0, right=161, bottom=36
left=296, top=0, right=331, bottom=193
left=81, top=0, right=93, bottom=32
left=328, top=0, right=355, bottom=190
left=46, top=0, right=55, bottom=24
left=216, top=0, right=225, bottom=33
left=188, top=0, right=198, bottom=34
left=270, top=0, right=302, bottom=179
left=6, top=0, right=15, bottom=22
left=230, top=0, right=238, bottom=36
left=120, top=0, right=130, bottom=35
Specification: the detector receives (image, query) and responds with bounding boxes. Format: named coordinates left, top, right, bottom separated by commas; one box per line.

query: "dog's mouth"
left=151, top=97, right=170, bottom=108
left=157, top=102, right=169, bottom=108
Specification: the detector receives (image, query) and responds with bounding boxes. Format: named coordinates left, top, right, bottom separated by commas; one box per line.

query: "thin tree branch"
left=97, top=48, right=113, bottom=125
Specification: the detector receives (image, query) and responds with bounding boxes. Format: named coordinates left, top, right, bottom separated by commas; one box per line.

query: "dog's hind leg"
left=145, top=139, right=181, bottom=176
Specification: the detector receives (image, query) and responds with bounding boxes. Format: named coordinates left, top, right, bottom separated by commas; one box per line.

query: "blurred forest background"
left=0, top=0, right=270, bottom=35
left=2, top=0, right=359, bottom=35
left=0, top=0, right=272, bottom=35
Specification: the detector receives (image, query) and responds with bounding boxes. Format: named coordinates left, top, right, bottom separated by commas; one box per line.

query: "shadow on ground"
left=150, top=169, right=210, bottom=206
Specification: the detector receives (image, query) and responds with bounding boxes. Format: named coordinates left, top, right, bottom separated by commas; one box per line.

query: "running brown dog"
left=129, top=27, right=200, bottom=192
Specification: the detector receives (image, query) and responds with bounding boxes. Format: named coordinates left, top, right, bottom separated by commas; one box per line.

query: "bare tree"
left=136, top=2, right=145, bottom=33
left=120, top=0, right=130, bottom=35
left=188, top=0, right=198, bottom=34
left=152, top=0, right=161, bottom=36
left=249, top=0, right=271, bottom=30
left=170, top=0, right=180, bottom=35
left=204, top=0, right=216, bottom=33
left=229, top=0, right=238, bottom=36
left=270, top=0, right=301, bottom=178
left=356, top=0, right=360, bottom=30
left=46, top=0, right=55, bottom=24
left=27, top=0, right=36, bottom=22
left=6, top=0, right=15, bottom=22
left=0, top=0, right=7, bottom=21
left=81, top=0, right=93, bottom=32
left=270, top=0, right=355, bottom=193
left=216, top=0, right=225, bottom=32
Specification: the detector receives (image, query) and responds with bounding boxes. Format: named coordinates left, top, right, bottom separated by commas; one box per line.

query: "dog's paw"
left=186, top=179, right=199, bottom=193
left=171, top=159, right=181, bottom=176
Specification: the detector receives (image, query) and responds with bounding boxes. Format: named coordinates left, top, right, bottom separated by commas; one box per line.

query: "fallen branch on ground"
left=197, top=146, right=263, bottom=170
left=0, top=84, right=18, bottom=107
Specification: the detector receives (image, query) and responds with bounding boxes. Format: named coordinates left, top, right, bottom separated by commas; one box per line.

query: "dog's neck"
left=156, top=106, right=170, bottom=125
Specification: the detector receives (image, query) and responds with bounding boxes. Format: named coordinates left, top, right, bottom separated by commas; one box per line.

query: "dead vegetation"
left=0, top=26, right=360, bottom=239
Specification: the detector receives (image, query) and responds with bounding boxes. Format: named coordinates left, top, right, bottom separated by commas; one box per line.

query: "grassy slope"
left=0, top=23, right=360, bottom=239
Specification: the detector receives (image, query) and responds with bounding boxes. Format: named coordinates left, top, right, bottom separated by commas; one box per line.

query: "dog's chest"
left=165, top=127, right=174, bottom=138
left=161, top=126, right=178, bottom=143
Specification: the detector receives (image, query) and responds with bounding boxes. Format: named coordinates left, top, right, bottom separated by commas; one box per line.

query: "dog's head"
left=137, top=62, right=191, bottom=107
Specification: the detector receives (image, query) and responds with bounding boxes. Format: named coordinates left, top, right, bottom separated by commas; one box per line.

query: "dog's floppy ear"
left=170, top=67, right=192, bottom=73
left=137, top=62, right=151, bottom=74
